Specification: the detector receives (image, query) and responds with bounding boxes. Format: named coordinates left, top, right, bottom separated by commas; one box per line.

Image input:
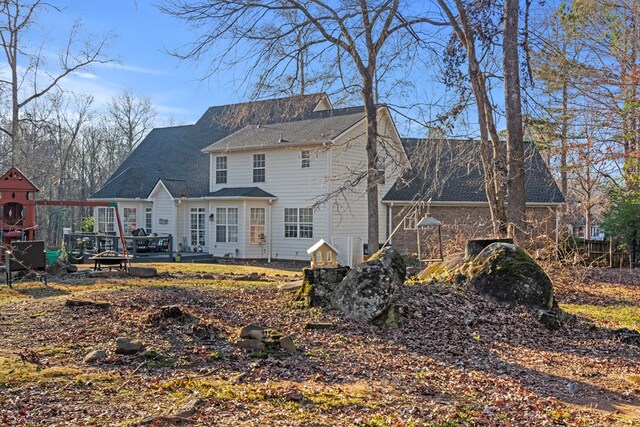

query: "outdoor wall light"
left=208, top=213, right=214, bottom=221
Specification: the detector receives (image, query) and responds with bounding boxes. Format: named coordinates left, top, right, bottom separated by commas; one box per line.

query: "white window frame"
left=123, top=207, right=137, bottom=235
left=216, top=207, right=239, bottom=243
left=145, top=207, right=153, bottom=234
left=250, top=207, right=266, bottom=244
left=190, top=207, right=206, bottom=247
left=216, top=156, right=227, bottom=184
left=253, top=153, right=265, bottom=183
left=301, top=150, right=310, bottom=168
left=96, top=207, right=115, bottom=234
left=403, top=211, right=416, bottom=230
left=284, top=207, right=313, bottom=239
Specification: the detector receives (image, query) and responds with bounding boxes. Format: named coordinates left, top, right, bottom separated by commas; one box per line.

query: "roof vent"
left=278, top=134, right=287, bottom=143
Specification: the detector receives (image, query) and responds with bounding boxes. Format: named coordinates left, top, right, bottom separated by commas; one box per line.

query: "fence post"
left=131, top=237, right=137, bottom=262
left=609, top=238, right=613, bottom=268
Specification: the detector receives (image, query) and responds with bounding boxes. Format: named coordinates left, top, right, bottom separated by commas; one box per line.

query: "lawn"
left=0, top=262, right=638, bottom=426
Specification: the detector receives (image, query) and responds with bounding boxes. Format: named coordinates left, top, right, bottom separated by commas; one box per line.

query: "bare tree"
left=0, top=0, right=111, bottom=166
left=161, top=0, right=446, bottom=252
left=436, top=0, right=508, bottom=234
left=108, top=90, right=157, bottom=153
left=503, top=0, right=526, bottom=241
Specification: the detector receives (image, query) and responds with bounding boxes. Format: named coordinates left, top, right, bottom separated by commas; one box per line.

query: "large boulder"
left=331, top=246, right=405, bottom=323
left=467, top=243, right=554, bottom=309
left=297, top=267, right=350, bottom=307
left=465, top=238, right=514, bottom=259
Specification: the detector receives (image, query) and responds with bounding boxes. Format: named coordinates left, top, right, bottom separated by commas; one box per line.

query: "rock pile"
left=147, top=305, right=218, bottom=340
left=235, top=324, right=296, bottom=357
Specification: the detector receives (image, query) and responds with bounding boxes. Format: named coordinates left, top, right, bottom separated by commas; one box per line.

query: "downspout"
left=173, top=199, right=179, bottom=252
left=268, top=199, right=273, bottom=262
left=242, top=200, right=247, bottom=259
left=387, top=203, right=394, bottom=244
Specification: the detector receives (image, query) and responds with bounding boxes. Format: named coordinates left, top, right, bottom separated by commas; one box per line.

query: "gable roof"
left=202, top=106, right=366, bottom=153
left=90, top=93, right=329, bottom=200
left=0, top=167, right=39, bottom=192
left=383, top=138, right=564, bottom=204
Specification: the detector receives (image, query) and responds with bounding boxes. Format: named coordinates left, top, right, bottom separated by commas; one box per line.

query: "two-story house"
left=90, top=94, right=406, bottom=263
left=90, top=93, right=564, bottom=262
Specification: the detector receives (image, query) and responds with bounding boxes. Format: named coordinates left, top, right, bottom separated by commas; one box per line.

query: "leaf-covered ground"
left=0, top=262, right=638, bottom=426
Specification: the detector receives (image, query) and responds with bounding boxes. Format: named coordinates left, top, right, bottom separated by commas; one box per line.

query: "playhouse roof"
left=0, top=167, right=39, bottom=192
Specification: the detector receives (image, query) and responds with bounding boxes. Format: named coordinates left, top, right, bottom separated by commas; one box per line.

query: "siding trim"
left=147, top=180, right=174, bottom=201
left=383, top=200, right=562, bottom=207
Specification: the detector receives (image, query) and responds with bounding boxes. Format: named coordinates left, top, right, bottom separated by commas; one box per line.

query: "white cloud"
left=96, top=62, right=167, bottom=76
left=74, top=71, right=99, bottom=80
left=57, top=74, right=124, bottom=108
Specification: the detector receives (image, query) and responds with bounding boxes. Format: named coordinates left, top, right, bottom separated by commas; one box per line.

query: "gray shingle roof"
left=383, top=138, right=565, bottom=204
left=207, top=187, right=275, bottom=198
left=202, top=106, right=366, bottom=153
left=90, top=94, right=329, bottom=200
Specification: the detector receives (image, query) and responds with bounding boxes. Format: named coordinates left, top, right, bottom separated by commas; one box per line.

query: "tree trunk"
left=11, top=37, right=18, bottom=166
left=560, top=68, right=568, bottom=197
left=503, top=0, right=527, bottom=243
left=363, top=73, right=379, bottom=255
left=466, top=40, right=508, bottom=234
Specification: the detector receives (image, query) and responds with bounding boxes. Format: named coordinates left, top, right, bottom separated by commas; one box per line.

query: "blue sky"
left=38, top=0, right=248, bottom=125
left=30, top=1, right=518, bottom=135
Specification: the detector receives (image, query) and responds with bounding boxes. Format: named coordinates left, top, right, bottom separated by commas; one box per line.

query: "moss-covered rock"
left=417, top=252, right=466, bottom=282
left=331, top=246, right=405, bottom=323
left=467, top=243, right=554, bottom=309
left=296, top=267, right=350, bottom=307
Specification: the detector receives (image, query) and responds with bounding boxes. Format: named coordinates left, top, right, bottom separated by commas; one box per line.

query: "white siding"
left=208, top=146, right=330, bottom=260
left=149, top=184, right=176, bottom=249
left=203, top=107, right=405, bottom=260
left=329, top=109, right=405, bottom=250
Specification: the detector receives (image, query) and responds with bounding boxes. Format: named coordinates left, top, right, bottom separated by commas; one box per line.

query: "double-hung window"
left=216, top=207, right=238, bottom=243
left=301, top=150, right=310, bottom=168
left=123, top=208, right=137, bottom=235
left=190, top=207, right=206, bottom=247
left=96, top=207, right=115, bottom=233
left=250, top=208, right=266, bottom=244
left=216, top=156, right=227, bottom=184
left=284, top=208, right=313, bottom=239
left=253, top=153, right=265, bottom=183
left=378, top=164, right=386, bottom=185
